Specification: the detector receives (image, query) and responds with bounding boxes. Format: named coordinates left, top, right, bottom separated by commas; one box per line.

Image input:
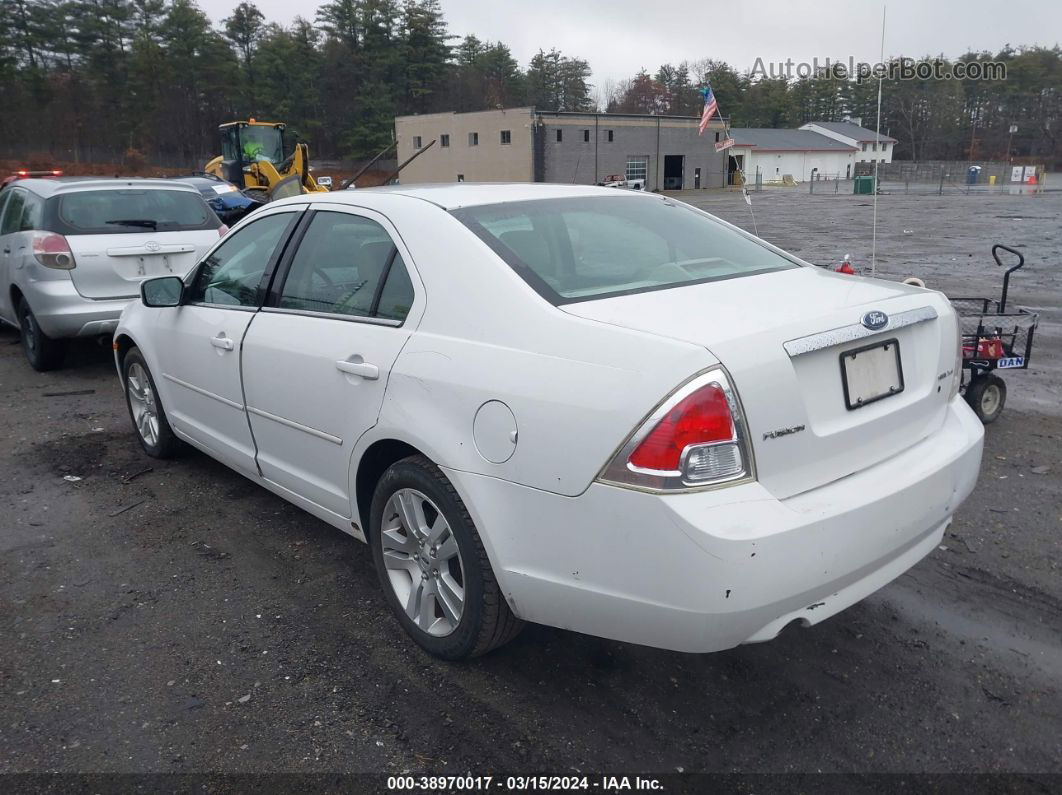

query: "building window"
left=861, top=142, right=868, bottom=151
left=715, top=132, right=720, bottom=142
left=625, top=156, right=648, bottom=186
left=583, top=129, right=590, bottom=143
left=440, top=134, right=450, bottom=148
left=413, top=136, right=422, bottom=150
left=457, top=174, right=464, bottom=182
left=881, top=143, right=887, bottom=153
left=607, top=130, right=613, bottom=142
left=872, top=142, right=877, bottom=151
left=500, top=130, right=511, bottom=145
left=468, top=132, right=479, bottom=146
left=556, top=129, right=562, bottom=143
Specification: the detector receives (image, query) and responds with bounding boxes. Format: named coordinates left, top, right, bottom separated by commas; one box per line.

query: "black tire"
left=18, top=298, right=67, bottom=371
left=369, top=455, right=523, bottom=660
left=122, top=347, right=180, bottom=458
left=965, top=373, right=1006, bottom=424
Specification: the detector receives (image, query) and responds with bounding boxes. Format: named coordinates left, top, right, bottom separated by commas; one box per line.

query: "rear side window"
left=55, top=189, right=219, bottom=234
left=277, top=211, right=414, bottom=322
left=1, top=190, right=26, bottom=235
left=20, top=193, right=43, bottom=230
left=453, top=196, right=798, bottom=303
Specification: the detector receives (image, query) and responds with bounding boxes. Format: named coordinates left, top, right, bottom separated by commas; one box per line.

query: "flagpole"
left=701, top=82, right=757, bottom=236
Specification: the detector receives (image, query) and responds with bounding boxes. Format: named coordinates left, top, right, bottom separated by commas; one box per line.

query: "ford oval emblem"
left=145, top=241, right=161, bottom=252
left=862, top=310, right=889, bottom=330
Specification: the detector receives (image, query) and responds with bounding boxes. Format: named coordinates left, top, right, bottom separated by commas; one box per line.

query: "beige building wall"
left=395, top=107, right=535, bottom=184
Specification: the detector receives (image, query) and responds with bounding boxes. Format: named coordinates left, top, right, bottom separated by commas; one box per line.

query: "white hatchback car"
left=114, top=184, right=983, bottom=659
left=0, top=178, right=224, bottom=370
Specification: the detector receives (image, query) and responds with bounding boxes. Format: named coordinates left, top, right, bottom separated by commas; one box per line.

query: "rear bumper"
left=21, top=278, right=132, bottom=338
left=445, top=397, right=984, bottom=653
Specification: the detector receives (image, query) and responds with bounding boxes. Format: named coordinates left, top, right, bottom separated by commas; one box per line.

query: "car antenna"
left=871, top=5, right=886, bottom=277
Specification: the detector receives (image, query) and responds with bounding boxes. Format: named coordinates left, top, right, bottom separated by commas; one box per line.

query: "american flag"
left=698, top=85, right=719, bottom=136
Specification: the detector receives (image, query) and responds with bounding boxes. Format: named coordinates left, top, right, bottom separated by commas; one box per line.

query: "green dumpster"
left=853, top=175, right=876, bottom=195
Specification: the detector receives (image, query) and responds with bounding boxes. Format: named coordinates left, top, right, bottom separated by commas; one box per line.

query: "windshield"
left=56, top=189, right=217, bottom=233
left=240, top=125, right=284, bottom=164
left=452, top=196, right=798, bottom=304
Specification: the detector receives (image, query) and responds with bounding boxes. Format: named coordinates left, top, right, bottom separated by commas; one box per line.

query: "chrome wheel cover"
left=380, top=488, right=466, bottom=637
left=127, top=362, right=160, bottom=447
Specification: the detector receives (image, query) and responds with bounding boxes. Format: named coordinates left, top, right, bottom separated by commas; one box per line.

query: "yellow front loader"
left=204, top=120, right=328, bottom=201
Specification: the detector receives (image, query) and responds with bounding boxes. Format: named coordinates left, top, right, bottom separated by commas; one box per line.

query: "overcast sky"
left=200, top=0, right=1059, bottom=86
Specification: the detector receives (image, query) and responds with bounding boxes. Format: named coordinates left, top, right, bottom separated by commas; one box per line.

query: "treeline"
left=1, top=0, right=1059, bottom=166
left=0, top=0, right=592, bottom=162
left=604, top=49, right=1062, bottom=163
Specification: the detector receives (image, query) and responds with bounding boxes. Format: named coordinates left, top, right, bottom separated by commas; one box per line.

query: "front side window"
left=413, top=136, right=422, bottom=150
left=440, top=134, right=450, bottom=147
left=187, top=213, right=296, bottom=307
left=468, top=132, right=479, bottom=147
left=277, top=211, right=413, bottom=322
left=57, top=189, right=218, bottom=234
left=453, top=196, right=798, bottom=304
left=500, top=130, right=511, bottom=145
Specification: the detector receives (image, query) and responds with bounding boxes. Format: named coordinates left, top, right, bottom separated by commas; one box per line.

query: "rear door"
left=151, top=208, right=301, bottom=474
left=240, top=206, right=422, bottom=518
left=0, top=188, right=22, bottom=323
left=53, top=187, right=220, bottom=298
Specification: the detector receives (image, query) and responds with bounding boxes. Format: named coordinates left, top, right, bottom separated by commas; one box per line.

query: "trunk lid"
left=563, top=267, right=959, bottom=499
left=66, top=231, right=217, bottom=299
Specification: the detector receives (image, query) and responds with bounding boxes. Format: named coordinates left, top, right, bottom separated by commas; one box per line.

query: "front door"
left=151, top=208, right=301, bottom=473
left=240, top=206, right=421, bottom=519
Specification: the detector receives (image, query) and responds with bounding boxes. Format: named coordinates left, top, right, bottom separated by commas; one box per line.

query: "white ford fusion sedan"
left=114, top=184, right=984, bottom=659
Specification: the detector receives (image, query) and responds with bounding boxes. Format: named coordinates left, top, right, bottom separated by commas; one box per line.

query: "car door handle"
left=335, top=359, right=379, bottom=380
left=210, top=335, right=235, bottom=351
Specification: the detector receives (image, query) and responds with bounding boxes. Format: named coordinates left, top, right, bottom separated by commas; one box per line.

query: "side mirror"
left=141, top=276, right=184, bottom=308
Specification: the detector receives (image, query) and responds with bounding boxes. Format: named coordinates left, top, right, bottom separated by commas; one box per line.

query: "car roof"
left=272, top=182, right=652, bottom=211
left=8, top=177, right=201, bottom=198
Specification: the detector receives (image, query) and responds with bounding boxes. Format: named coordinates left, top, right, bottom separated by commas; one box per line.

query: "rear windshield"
left=452, top=196, right=798, bottom=303
left=55, top=189, right=218, bottom=234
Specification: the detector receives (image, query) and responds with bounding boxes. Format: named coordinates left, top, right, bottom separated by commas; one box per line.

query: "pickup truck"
left=600, top=174, right=644, bottom=190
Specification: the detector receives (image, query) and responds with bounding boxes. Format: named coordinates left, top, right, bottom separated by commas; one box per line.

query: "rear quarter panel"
left=350, top=195, right=716, bottom=498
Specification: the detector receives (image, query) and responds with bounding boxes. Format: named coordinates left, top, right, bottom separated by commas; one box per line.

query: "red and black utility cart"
left=949, top=244, right=1039, bottom=424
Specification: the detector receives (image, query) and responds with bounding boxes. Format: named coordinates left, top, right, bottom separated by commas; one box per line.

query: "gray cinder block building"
left=394, top=107, right=729, bottom=190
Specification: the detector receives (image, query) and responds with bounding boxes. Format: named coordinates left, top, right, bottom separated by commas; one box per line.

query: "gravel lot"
left=1, top=189, right=1060, bottom=780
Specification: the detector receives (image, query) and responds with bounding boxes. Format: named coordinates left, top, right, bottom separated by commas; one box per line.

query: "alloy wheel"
left=126, top=362, right=160, bottom=447
left=20, top=308, right=37, bottom=353
left=380, top=488, right=466, bottom=637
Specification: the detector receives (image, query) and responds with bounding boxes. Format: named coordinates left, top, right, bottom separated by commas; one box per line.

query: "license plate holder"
left=840, top=338, right=904, bottom=410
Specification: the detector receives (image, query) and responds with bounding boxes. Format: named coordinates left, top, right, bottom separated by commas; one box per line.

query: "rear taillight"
left=218, top=224, right=230, bottom=237
left=32, top=232, right=76, bottom=270
left=599, top=369, right=754, bottom=492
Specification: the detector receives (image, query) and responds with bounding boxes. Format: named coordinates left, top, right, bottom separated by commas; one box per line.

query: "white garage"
left=727, top=129, right=858, bottom=184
